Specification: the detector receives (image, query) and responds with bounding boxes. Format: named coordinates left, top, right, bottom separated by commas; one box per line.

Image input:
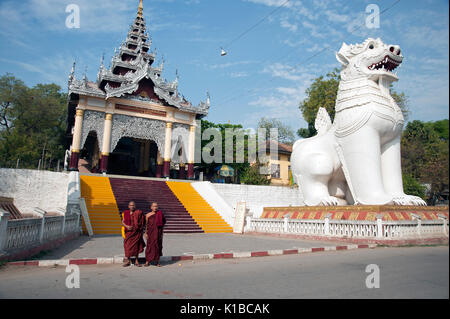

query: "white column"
left=164, top=122, right=173, bottom=162
left=34, top=208, right=47, bottom=244
left=0, top=209, right=10, bottom=253
left=438, top=215, right=448, bottom=236
left=101, top=113, right=113, bottom=155
left=188, top=125, right=196, bottom=164
left=283, top=216, right=289, bottom=233
left=71, top=109, right=84, bottom=153
left=376, top=214, right=383, bottom=238
left=245, top=216, right=252, bottom=232
left=325, top=213, right=331, bottom=235
left=163, top=122, right=173, bottom=177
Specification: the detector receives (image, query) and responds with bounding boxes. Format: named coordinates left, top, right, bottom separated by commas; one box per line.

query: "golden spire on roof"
left=137, top=0, right=144, bottom=18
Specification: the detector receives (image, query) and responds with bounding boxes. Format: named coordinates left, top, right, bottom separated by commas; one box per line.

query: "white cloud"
left=208, top=60, right=255, bottom=70
left=301, top=20, right=327, bottom=38
left=263, top=62, right=302, bottom=81
left=246, top=84, right=308, bottom=128
left=280, top=18, right=297, bottom=32
left=324, top=10, right=349, bottom=23
left=306, top=44, right=322, bottom=53
left=0, top=0, right=202, bottom=34
left=230, top=71, right=249, bottom=78
left=245, top=0, right=293, bottom=8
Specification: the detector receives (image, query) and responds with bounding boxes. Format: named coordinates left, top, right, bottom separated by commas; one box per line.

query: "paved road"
left=29, top=233, right=347, bottom=259
left=0, top=246, right=447, bottom=299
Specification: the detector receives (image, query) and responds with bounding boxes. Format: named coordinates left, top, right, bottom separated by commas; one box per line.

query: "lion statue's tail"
left=293, top=107, right=332, bottom=151
left=314, top=107, right=332, bottom=135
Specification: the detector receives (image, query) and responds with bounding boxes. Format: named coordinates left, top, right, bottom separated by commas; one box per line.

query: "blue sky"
left=0, top=0, right=448, bottom=132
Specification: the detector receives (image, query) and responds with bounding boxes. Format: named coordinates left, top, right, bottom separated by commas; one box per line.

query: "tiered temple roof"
left=68, top=0, right=209, bottom=116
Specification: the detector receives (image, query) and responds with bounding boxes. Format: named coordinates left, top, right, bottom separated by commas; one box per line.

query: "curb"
left=5, top=243, right=377, bottom=267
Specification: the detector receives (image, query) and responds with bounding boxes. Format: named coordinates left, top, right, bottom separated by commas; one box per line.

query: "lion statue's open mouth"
left=368, top=55, right=402, bottom=72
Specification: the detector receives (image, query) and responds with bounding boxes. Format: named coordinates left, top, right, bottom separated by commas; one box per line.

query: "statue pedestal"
left=261, top=205, right=449, bottom=221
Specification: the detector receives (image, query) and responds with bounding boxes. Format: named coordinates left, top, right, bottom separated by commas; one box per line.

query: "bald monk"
left=121, top=201, right=146, bottom=267
left=144, top=202, right=166, bottom=267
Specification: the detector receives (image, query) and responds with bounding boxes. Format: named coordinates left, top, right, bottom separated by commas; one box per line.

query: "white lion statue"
left=291, top=38, right=426, bottom=206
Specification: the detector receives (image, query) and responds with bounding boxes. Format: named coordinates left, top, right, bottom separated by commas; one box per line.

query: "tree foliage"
left=401, top=120, right=449, bottom=195
left=198, top=119, right=250, bottom=182
left=402, top=173, right=426, bottom=200
left=239, top=160, right=271, bottom=185
left=297, top=68, right=340, bottom=138
left=0, top=73, right=67, bottom=169
left=257, top=117, right=295, bottom=144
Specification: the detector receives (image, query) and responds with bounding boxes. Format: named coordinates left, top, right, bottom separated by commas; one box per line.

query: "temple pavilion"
left=65, top=0, right=209, bottom=179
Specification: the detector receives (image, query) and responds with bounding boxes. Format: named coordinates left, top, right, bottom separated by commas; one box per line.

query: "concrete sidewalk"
left=28, top=233, right=350, bottom=260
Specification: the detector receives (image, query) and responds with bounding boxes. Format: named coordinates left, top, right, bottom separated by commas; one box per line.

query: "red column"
left=69, top=151, right=80, bottom=171
left=179, top=164, right=186, bottom=180
left=100, top=154, right=109, bottom=173
left=163, top=161, right=170, bottom=178
left=156, top=162, right=162, bottom=178
left=187, top=163, right=194, bottom=180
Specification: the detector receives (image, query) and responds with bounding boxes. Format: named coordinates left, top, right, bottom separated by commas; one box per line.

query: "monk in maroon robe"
left=121, top=201, right=145, bottom=267
left=144, top=202, right=166, bottom=267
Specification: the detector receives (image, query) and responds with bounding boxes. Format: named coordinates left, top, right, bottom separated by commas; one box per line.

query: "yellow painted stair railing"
left=79, top=175, right=122, bottom=235
left=166, top=181, right=233, bottom=233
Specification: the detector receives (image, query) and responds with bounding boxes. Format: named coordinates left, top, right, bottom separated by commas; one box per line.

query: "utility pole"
left=41, top=141, right=47, bottom=171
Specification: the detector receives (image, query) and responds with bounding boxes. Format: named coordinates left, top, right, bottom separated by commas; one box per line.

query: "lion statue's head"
left=336, top=38, right=403, bottom=82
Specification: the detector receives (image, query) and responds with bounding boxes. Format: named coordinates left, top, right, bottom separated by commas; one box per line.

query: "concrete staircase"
left=108, top=178, right=203, bottom=233
left=79, top=175, right=233, bottom=235
left=166, top=181, right=233, bottom=233
left=79, top=175, right=122, bottom=234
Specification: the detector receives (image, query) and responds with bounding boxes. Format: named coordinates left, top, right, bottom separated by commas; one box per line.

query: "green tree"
left=425, top=119, right=449, bottom=141
left=391, top=90, right=410, bottom=121
left=402, top=173, right=426, bottom=200
left=257, top=117, right=295, bottom=144
left=401, top=120, right=449, bottom=195
left=298, top=68, right=340, bottom=138
left=239, top=160, right=271, bottom=185
left=0, top=73, right=28, bottom=133
left=0, top=73, right=67, bottom=169
left=198, top=119, right=251, bottom=183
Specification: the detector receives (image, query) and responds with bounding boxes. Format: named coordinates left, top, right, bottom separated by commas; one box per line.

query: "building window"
left=271, top=164, right=280, bottom=178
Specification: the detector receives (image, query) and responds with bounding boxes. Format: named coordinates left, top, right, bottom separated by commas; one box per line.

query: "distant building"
left=265, top=140, right=293, bottom=186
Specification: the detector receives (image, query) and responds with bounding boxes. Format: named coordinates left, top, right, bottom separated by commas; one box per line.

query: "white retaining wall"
left=0, top=169, right=70, bottom=216
left=191, top=181, right=235, bottom=227
left=212, top=183, right=304, bottom=218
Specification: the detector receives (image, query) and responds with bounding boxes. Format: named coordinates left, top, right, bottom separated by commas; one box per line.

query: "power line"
left=222, top=0, right=291, bottom=51
left=282, top=0, right=402, bottom=76
left=214, top=0, right=402, bottom=108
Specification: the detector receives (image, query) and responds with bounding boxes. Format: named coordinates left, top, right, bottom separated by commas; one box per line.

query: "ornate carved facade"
left=66, top=0, right=208, bottom=179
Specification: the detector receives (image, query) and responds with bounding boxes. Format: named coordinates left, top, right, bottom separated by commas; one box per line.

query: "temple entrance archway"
left=80, top=131, right=101, bottom=173
left=107, top=137, right=159, bottom=177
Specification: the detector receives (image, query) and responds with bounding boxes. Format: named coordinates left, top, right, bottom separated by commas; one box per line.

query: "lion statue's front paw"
left=319, top=196, right=341, bottom=206
left=393, top=195, right=427, bottom=206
